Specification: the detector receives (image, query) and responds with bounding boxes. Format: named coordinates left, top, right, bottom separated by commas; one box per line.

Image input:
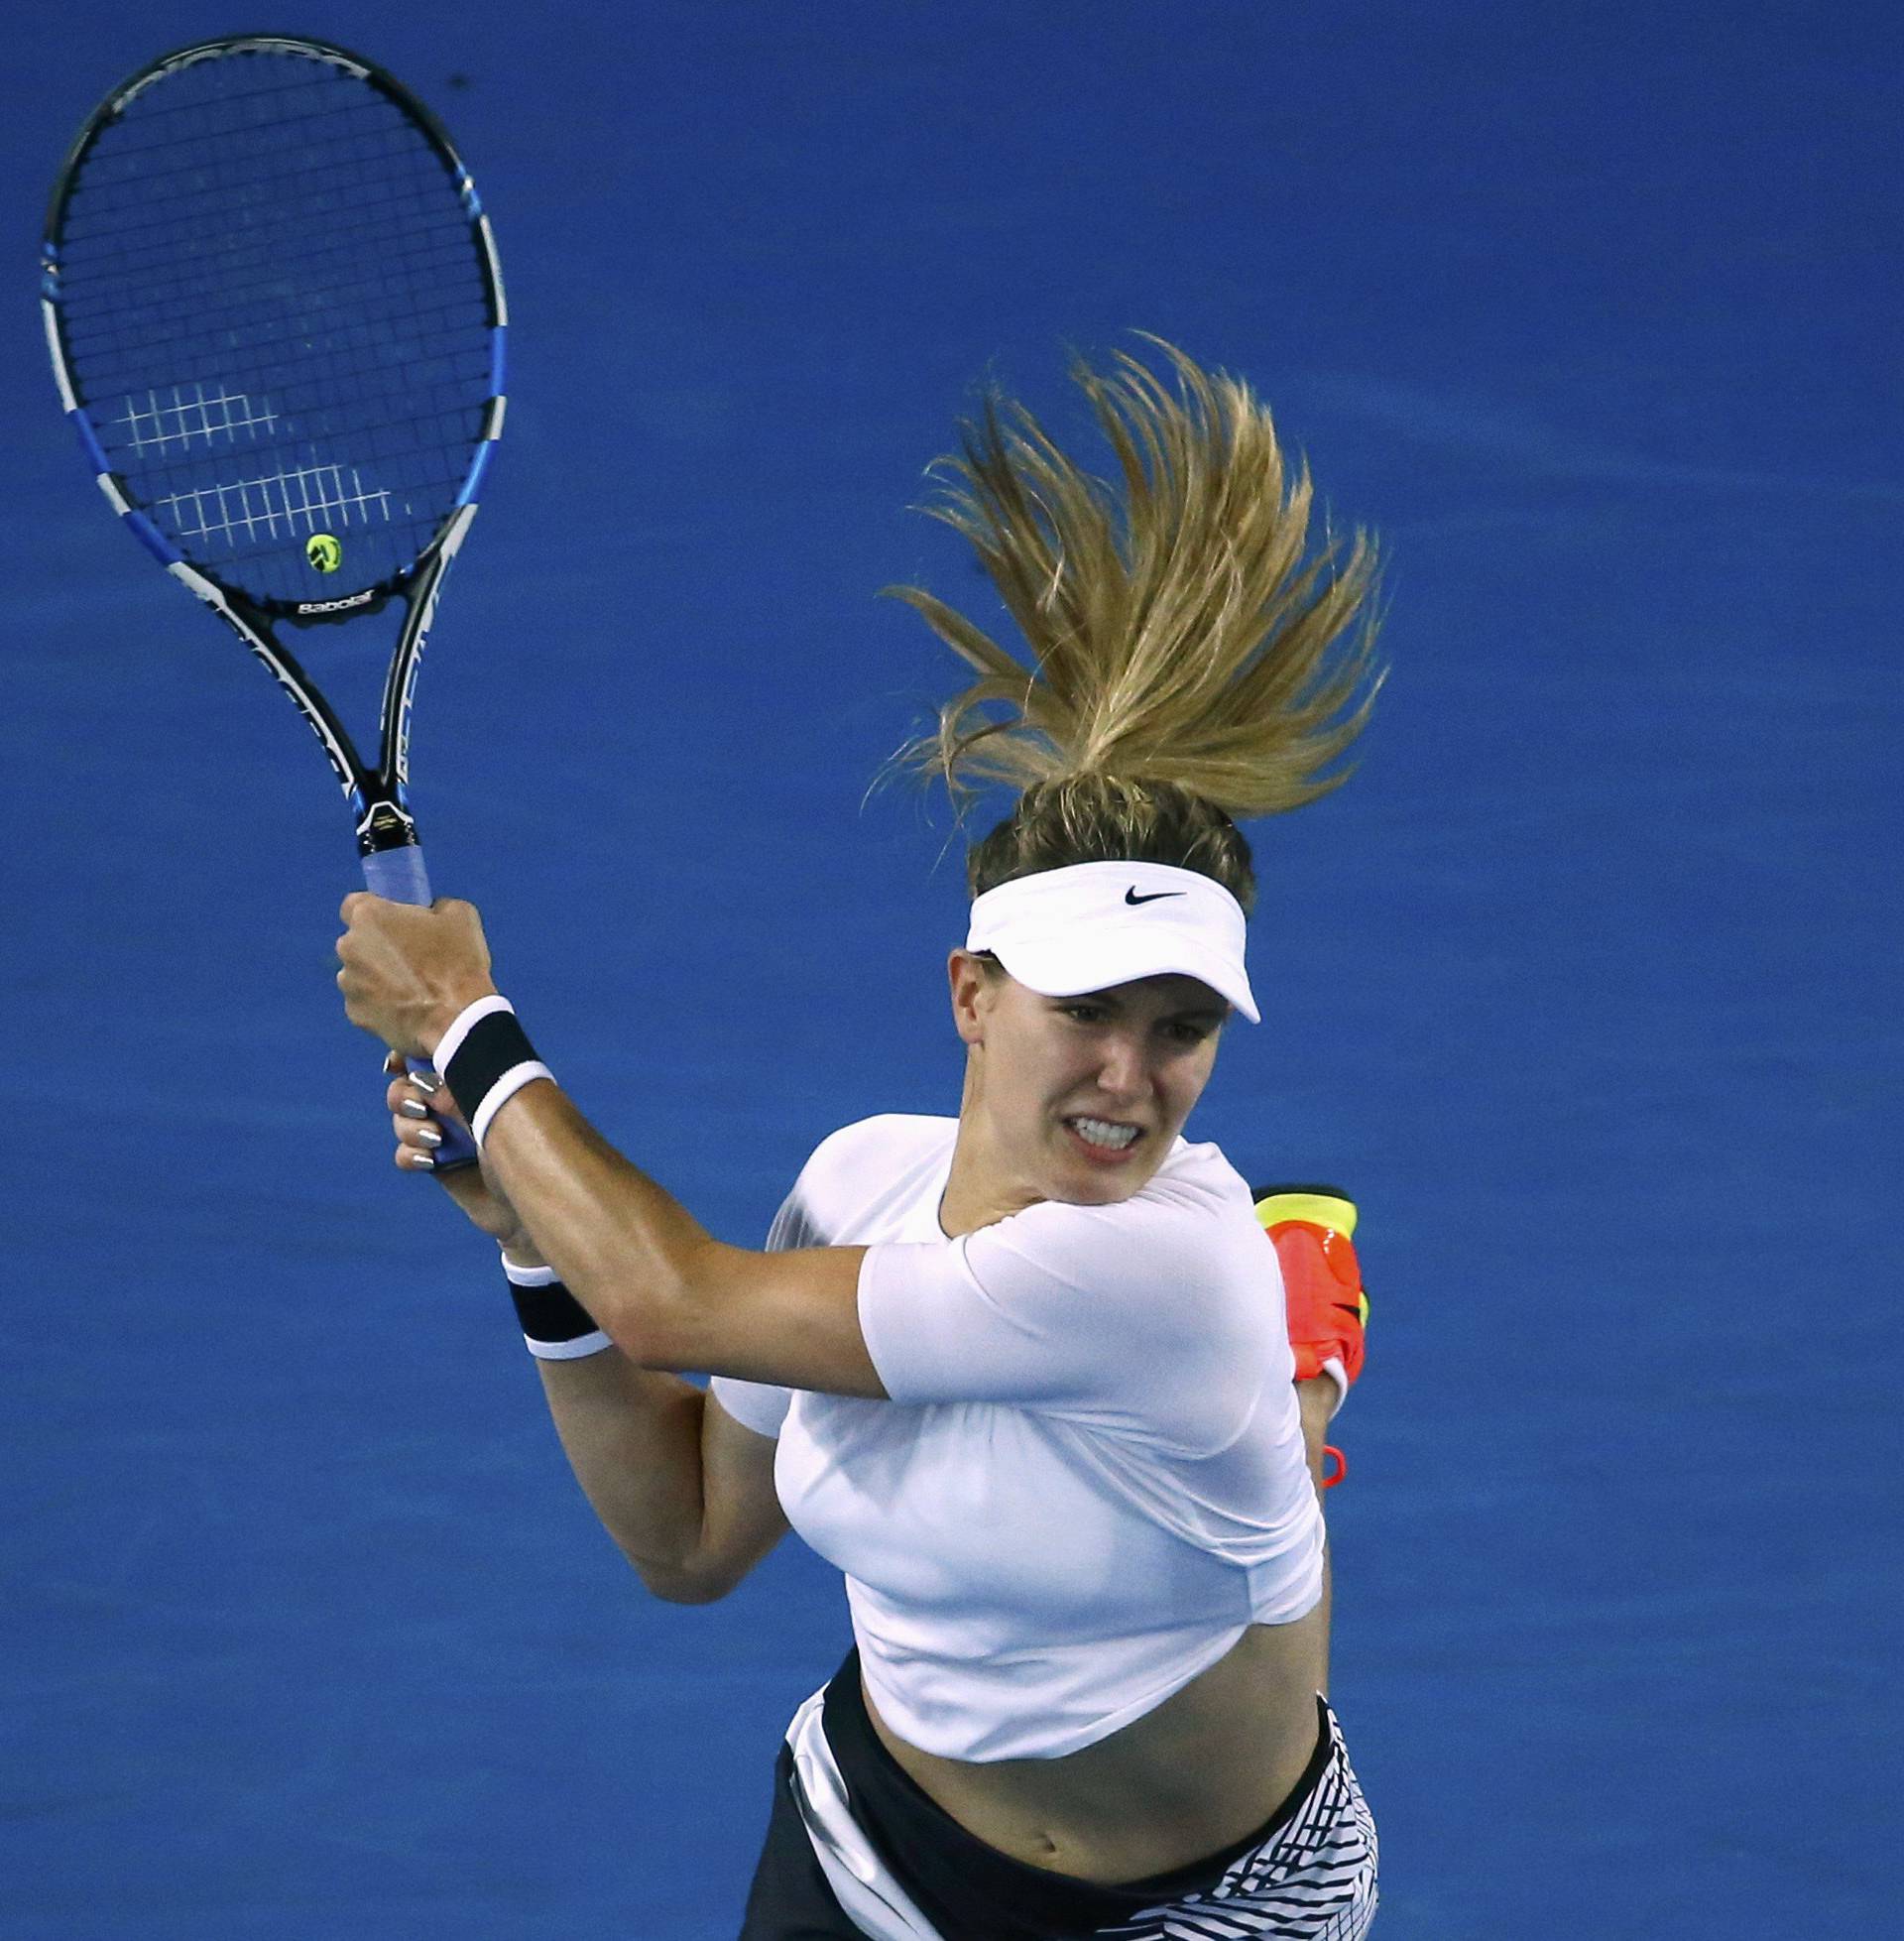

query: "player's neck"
left=939, top=1066, right=1046, bottom=1238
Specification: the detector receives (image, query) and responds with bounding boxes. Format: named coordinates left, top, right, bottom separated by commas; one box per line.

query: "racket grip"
left=360, top=843, right=480, bottom=1171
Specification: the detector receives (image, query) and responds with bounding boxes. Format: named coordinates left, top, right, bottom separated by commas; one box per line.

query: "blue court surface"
left=4, top=4, right=1898, bottom=1935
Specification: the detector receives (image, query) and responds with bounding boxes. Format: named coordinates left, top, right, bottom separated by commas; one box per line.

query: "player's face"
left=952, top=956, right=1227, bottom=1206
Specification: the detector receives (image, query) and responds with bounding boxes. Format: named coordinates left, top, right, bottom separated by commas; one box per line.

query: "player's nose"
left=1094, top=1031, right=1148, bottom=1099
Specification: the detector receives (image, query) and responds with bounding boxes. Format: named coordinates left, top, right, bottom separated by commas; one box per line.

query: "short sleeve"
left=857, top=1187, right=1280, bottom=1449
left=705, top=1184, right=819, bottom=1440
left=709, top=1374, right=792, bottom=1438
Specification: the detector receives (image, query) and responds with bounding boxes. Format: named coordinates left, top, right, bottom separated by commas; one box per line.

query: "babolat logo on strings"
left=306, top=533, right=341, bottom=572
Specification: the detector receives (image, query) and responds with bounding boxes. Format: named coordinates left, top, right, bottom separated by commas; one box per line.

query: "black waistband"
left=819, top=1646, right=1334, bottom=1941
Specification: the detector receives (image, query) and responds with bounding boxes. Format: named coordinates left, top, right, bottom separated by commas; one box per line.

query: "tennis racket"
left=42, top=34, right=507, bottom=1166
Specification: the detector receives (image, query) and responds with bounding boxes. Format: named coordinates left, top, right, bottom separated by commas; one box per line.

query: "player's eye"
left=1162, top=1017, right=1222, bottom=1045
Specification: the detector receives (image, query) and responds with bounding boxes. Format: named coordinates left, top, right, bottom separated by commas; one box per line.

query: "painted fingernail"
left=416, top=1127, right=443, bottom=1149
left=410, top=1152, right=436, bottom=1169
left=409, top=1067, right=440, bottom=1095
left=400, top=1100, right=431, bottom=1121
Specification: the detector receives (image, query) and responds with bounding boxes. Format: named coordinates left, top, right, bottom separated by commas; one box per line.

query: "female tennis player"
left=336, top=342, right=1383, bottom=1939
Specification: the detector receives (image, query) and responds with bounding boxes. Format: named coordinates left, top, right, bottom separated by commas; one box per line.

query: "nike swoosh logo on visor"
left=1124, top=888, right=1187, bottom=906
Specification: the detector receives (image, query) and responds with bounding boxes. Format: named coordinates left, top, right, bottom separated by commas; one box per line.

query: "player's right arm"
left=386, top=1063, right=786, bottom=1604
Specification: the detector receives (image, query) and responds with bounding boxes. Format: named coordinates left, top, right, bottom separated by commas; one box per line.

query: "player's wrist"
left=1295, top=1377, right=1347, bottom=1492
left=425, top=988, right=504, bottom=1065
left=503, top=1250, right=612, bottom=1360
left=437, top=995, right=557, bottom=1151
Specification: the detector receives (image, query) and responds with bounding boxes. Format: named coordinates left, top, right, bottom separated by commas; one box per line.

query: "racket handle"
left=360, top=843, right=480, bottom=1171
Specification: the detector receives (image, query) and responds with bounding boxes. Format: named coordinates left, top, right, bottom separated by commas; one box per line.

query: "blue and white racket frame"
left=41, top=35, right=509, bottom=1159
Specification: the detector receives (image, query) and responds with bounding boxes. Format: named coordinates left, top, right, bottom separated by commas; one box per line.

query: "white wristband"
left=1320, top=1356, right=1350, bottom=1418
left=471, top=1061, right=555, bottom=1149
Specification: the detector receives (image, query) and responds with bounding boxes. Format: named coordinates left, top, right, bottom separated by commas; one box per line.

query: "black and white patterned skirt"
left=739, top=1646, right=1377, bottom=1941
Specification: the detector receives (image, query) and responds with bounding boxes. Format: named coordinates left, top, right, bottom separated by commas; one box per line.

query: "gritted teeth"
left=1068, top=1116, right=1141, bottom=1150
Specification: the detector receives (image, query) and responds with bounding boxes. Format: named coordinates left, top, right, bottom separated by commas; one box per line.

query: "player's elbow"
left=630, top=1552, right=740, bottom=1606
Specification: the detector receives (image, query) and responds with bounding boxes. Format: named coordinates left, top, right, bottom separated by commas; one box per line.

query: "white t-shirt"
left=710, top=1114, right=1325, bottom=1762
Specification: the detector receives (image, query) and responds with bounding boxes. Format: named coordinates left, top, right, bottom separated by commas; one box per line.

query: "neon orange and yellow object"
left=1252, top=1186, right=1368, bottom=1487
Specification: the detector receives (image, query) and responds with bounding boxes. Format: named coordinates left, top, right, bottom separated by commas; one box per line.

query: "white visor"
left=965, top=861, right=1258, bottom=1024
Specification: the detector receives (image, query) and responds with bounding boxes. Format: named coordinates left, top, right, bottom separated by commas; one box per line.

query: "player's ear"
left=947, top=950, right=990, bottom=1046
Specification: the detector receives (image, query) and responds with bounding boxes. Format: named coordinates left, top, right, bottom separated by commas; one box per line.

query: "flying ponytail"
left=886, top=339, right=1384, bottom=910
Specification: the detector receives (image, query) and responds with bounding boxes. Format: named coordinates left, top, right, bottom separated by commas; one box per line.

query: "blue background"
left=4, top=3, right=1898, bottom=1935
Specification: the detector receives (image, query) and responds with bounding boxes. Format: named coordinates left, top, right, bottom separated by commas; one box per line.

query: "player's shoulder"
left=993, top=1137, right=1256, bottom=1274
left=1143, top=1136, right=1258, bottom=1225
left=1074, top=1139, right=1266, bottom=1300
left=785, top=1114, right=958, bottom=1243
left=801, top=1113, right=957, bottom=1178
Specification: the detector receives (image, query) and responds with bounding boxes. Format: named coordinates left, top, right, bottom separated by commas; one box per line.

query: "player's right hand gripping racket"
left=42, top=35, right=508, bottom=1166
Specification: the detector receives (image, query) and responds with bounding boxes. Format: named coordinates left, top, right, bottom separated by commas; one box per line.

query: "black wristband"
left=441, top=1003, right=553, bottom=1148
left=503, top=1259, right=613, bottom=1361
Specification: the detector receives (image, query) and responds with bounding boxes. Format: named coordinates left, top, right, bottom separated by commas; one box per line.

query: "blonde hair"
left=885, top=340, right=1383, bottom=910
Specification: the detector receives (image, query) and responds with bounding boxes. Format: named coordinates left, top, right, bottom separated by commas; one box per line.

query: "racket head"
left=43, top=35, right=506, bottom=618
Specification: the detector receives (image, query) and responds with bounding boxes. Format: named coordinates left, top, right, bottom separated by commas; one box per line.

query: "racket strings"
left=54, top=47, right=496, bottom=609
left=63, top=313, right=491, bottom=403
left=155, top=462, right=397, bottom=550
left=107, top=383, right=281, bottom=457
left=102, top=389, right=482, bottom=466
left=63, top=134, right=458, bottom=250
left=95, top=64, right=362, bottom=136
left=60, top=223, right=484, bottom=308
left=78, top=80, right=404, bottom=157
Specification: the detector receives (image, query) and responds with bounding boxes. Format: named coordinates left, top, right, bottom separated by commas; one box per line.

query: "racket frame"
left=40, top=33, right=509, bottom=862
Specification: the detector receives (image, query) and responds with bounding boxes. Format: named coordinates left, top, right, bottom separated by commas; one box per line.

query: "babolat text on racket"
left=42, top=34, right=507, bottom=1163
